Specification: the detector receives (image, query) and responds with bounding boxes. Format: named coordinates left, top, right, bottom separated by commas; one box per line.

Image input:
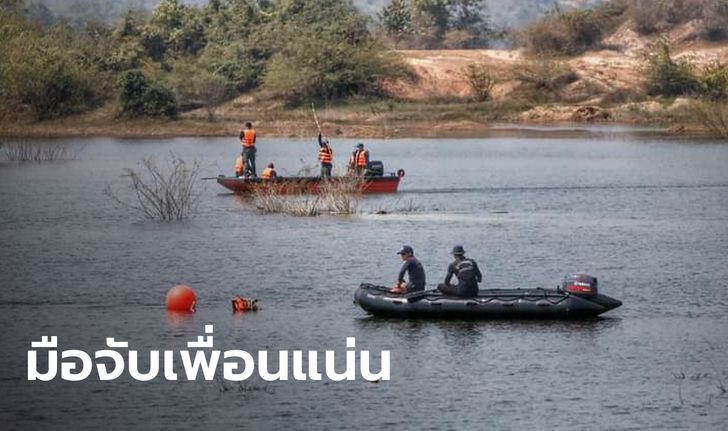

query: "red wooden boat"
left=216, top=169, right=405, bottom=195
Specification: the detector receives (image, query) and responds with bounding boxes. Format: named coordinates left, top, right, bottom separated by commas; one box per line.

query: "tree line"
left=1, top=0, right=496, bottom=122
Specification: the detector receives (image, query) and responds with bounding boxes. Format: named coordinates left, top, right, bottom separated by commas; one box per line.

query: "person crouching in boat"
left=318, top=133, right=333, bottom=179
left=261, top=163, right=277, bottom=180
left=391, top=245, right=426, bottom=294
left=235, top=154, right=245, bottom=178
left=437, top=245, right=482, bottom=298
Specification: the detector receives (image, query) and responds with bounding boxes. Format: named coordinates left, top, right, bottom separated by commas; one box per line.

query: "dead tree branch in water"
left=107, top=154, right=202, bottom=221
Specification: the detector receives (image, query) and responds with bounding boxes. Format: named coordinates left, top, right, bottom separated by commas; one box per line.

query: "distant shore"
left=0, top=102, right=706, bottom=140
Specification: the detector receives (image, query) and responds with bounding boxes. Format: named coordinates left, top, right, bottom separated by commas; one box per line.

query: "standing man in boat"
left=318, top=133, right=333, bottom=179
left=391, top=245, right=426, bottom=294
left=437, top=245, right=482, bottom=298
left=348, top=143, right=369, bottom=176
left=240, top=122, right=257, bottom=177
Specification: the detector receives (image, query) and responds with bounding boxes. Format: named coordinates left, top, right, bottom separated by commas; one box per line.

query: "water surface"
left=1, top=131, right=727, bottom=430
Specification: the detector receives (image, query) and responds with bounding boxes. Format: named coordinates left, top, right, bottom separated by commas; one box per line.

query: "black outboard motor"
left=365, top=161, right=384, bottom=177
left=561, top=273, right=598, bottom=298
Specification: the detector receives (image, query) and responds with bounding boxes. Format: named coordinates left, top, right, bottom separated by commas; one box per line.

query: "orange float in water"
left=166, top=284, right=197, bottom=312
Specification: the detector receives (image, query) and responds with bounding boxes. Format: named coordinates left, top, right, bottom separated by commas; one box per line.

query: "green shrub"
left=521, top=5, right=624, bottom=55
left=0, top=14, right=105, bottom=120
left=512, top=59, right=579, bottom=102
left=463, top=63, right=495, bottom=102
left=700, top=63, right=728, bottom=101
left=118, top=69, right=177, bottom=118
left=379, top=0, right=413, bottom=39
left=105, top=40, right=146, bottom=72
left=24, top=66, right=102, bottom=120
left=198, top=42, right=269, bottom=92
left=263, top=0, right=409, bottom=106
left=644, top=41, right=699, bottom=97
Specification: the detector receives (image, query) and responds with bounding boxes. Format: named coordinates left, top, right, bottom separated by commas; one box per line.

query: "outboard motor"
left=365, top=161, right=384, bottom=177
left=561, top=273, right=598, bottom=298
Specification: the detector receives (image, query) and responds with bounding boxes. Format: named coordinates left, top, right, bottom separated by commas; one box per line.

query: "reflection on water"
left=0, top=133, right=727, bottom=430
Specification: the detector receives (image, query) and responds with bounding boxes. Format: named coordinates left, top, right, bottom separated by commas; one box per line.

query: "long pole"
left=311, top=102, right=323, bottom=135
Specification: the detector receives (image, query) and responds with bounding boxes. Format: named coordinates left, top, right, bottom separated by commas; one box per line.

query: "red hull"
left=216, top=175, right=401, bottom=194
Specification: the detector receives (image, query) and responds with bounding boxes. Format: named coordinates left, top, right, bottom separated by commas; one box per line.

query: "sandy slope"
left=389, top=20, right=728, bottom=119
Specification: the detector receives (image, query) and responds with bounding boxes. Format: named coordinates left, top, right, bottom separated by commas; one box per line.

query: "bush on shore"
left=511, top=60, right=579, bottom=102
left=691, top=101, right=728, bottom=138
left=644, top=41, right=700, bottom=98
left=0, top=12, right=107, bottom=120
left=520, top=4, right=625, bottom=55
left=117, top=70, right=177, bottom=118
left=463, top=63, right=496, bottom=102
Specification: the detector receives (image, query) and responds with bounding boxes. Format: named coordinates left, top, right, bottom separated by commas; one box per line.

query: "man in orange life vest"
left=348, top=143, right=368, bottom=175
left=318, top=133, right=333, bottom=179
left=240, top=122, right=257, bottom=177
left=261, top=162, right=277, bottom=180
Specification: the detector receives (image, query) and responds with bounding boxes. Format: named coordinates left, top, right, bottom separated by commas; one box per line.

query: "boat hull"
left=354, top=283, right=622, bottom=319
left=216, top=175, right=401, bottom=194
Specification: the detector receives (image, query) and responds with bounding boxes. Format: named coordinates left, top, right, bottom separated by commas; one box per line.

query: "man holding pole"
left=318, top=133, right=333, bottom=179
left=311, top=103, right=333, bottom=179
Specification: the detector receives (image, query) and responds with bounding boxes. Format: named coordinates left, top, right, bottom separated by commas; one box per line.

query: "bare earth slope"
left=389, top=20, right=728, bottom=122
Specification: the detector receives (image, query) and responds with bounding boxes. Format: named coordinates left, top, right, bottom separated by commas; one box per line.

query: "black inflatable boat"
left=354, top=274, right=622, bottom=319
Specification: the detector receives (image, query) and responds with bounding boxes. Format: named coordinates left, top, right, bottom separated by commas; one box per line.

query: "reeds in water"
left=0, top=140, right=85, bottom=162
left=252, top=175, right=362, bottom=216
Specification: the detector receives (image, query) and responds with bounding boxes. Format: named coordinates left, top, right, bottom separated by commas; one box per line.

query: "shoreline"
left=0, top=96, right=717, bottom=140
left=0, top=116, right=702, bottom=140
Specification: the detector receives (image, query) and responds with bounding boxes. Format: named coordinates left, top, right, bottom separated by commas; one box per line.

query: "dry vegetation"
left=692, top=101, right=728, bottom=138
left=252, top=175, right=362, bottom=217
left=106, top=154, right=202, bottom=221
left=0, top=140, right=85, bottom=162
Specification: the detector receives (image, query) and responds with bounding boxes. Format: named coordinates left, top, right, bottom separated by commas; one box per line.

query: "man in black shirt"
left=437, top=245, right=482, bottom=298
left=391, top=245, right=426, bottom=294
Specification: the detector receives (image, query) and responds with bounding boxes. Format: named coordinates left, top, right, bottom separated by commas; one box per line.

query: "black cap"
left=397, top=245, right=414, bottom=255
left=451, top=245, right=465, bottom=255
left=356, top=143, right=364, bottom=148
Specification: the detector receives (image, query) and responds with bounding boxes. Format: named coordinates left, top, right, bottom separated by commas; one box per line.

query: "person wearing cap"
left=348, top=143, right=368, bottom=175
left=318, top=133, right=333, bottom=179
left=391, top=245, right=426, bottom=294
left=437, top=245, right=482, bottom=298
left=240, top=122, right=257, bottom=177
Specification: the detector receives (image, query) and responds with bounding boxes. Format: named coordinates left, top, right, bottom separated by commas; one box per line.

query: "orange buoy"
left=166, top=284, right=197, bottom=312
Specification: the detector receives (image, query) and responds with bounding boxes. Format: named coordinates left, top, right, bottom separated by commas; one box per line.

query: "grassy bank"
left=3, top=97, right=726, bottom=139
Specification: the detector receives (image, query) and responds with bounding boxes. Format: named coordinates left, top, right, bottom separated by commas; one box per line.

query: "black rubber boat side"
left=354, top=283, right=622, bottom=319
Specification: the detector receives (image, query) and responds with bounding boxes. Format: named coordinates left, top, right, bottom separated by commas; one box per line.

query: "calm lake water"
left=1, top=128, right=727, bottom=430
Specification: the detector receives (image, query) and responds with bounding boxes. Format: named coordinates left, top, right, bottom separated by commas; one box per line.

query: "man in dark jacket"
left=437, top=245, right=482, bottom=297
left=391, top=245, right=426, bottom=294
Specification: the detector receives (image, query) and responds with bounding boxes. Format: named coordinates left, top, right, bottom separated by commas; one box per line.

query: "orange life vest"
left=261, top=167, right=276, bottom=179
left=319, top=146, right=332, bottom=164
left=357, top=149, right=368, bottom=167
left=235, top=155, right=244, bottom=175
left=241, top=129, right=256, bottom=148
left=232, top=295, right=259, bottom=312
